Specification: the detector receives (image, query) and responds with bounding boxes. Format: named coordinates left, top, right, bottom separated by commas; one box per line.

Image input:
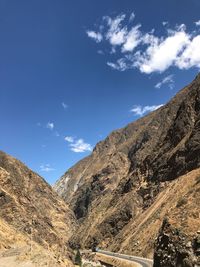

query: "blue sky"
left=0, top=0, right=200, bottom=184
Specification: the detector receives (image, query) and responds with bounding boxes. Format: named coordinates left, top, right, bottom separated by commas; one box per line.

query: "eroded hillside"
left=0, top=151, right=76, bottom=266
left=55, top=73, right=200, bottom=257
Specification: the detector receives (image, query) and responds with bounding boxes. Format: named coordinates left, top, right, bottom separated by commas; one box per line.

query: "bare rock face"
left=154, top=218, right=200, bottom=267
left=0, top=151, right=76, bottom=263
left=54, top=73, right=200, bottom=256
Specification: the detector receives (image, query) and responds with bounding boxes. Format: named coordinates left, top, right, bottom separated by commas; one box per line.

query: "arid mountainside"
left=154, top=216, right=200, bottom=267
left=54, top=73, right=200, bottom=257
left=0, top=151, right=76, bottom=266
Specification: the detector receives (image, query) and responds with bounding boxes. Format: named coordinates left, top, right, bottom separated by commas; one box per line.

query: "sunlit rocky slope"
left=0, top=151, right=76, bottom=266
left=55, top=73, right=200, bottom=258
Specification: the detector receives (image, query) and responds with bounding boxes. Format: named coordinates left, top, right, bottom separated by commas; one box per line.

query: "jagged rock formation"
left=154, top=218, right=200, bottom=267
left=54, top=73, right=200, bottom=257
left=0, top=151, right=76, bottom=266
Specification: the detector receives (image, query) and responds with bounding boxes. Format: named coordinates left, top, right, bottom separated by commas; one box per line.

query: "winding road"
left=97, top=249, right=153, bottom=267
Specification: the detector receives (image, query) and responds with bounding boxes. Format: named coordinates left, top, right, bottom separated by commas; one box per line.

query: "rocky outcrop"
left=0, top=151, right=76, bottom=264
left=154, top=218, right=200, bottom=267
left=55, top=73, right=200, bottom=257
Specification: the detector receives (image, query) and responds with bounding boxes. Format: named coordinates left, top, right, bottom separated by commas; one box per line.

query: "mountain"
left=154, top=215, right=200, bottom=267
left=0, top=151, right=76, bottom=266
left=54, top=73, right=200, bottom=258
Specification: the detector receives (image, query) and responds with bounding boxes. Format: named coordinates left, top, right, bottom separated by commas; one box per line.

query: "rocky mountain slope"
left=54, top=73, right=200, bottom=257
left=0, top=151, right=76, bottom=266
left=154, top=216, right=200, bottom=267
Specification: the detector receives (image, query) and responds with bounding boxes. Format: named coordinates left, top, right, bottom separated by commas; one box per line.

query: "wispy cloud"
left=129, top=12, right=135, bottom=22
left=97, top=50, right=104, bottom=55
left=86, top=31, right=103, bottom=43
left=104, top=14, right=127, bottom=46
left=64, top=136, right=74, bottom=143
left=162, top=21, right=168, bottom=26
left=70, top=139, right=93, bottom=153
left=62, top=102, right=68, bottom=109
left=155, top=75, right=174, bottom=89
left=65, top=136, right=92, bottom=153
left=40, top=164, right=55, bottom=172
left=86, top=12, right=200, bottom=73
left=195, top=20, right=200, bottom=26
left=46, top=122, right=54, bottom=130
left=122, top=25, right=141, bottom=52
left=130, top=104, right=163, bottom=116
left=107, top=58, right=129, bottom=71
left=176, top=35, right=200, bottom=69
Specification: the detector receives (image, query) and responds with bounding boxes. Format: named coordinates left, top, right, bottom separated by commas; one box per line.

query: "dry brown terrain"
left=0, top=151, right=76, bottom=266
left=55, top=73, right=200, bottom=258
left=0, top=219, right=73, bottom=267
left=112, top=168, right=200, bottom=257
left=1, top=74, right=200, bottom=266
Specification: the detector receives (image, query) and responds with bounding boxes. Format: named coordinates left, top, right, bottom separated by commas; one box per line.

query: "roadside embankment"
left=95, top=253, right=141, bottom=267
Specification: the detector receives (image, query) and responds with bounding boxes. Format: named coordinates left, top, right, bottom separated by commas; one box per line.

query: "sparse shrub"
left=75, top=249, right=82, bottom=266
left=176, top=197, right=188, bottom=208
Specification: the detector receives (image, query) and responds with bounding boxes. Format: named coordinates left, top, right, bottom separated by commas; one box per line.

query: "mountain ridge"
left=55, top=73, right=198, bottom=201
left=54, top=73, right=200, bottom=258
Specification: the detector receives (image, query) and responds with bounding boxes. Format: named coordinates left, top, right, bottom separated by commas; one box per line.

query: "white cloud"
left=129, top=12, right=135, bottom=22
left=110, top=47, right=116, bottom=54
left=97, top=50, right=104, bottom=55
left=122, top=25, right=141, bottom=52
left=107, top=58, right=130, bottom=71
left=86, top=31, right=103, bottom=43
left=105, top=14, right=126, bottom=33
left=155, top=74, right=174, bottom=89
left=162, top=21, right=168, bottom=26
left=195, top=20, right=200, bottom=26
left=64, top=136, right=74, bottom=143
left=105, top=14, right=127, bottom=46
left=175, top=35, right=200, bottom=69
left=109, top=28, right=127, bottom=46
left=69, top=139, right=93, bottom=153
left=62, top=102, right=68, bottom=109
left=86, top=12, right=200, bottom=74
left=138, top=30, right=190, bottom=73
left=46, top=122, right=54, bottom=130
left=142, top=33, right=158, bottom=45
left=130, top=104, right=163, bottom=116
left=40, top=164, right=55, bottom=172
left=64, top=136, right=92, bottom=153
